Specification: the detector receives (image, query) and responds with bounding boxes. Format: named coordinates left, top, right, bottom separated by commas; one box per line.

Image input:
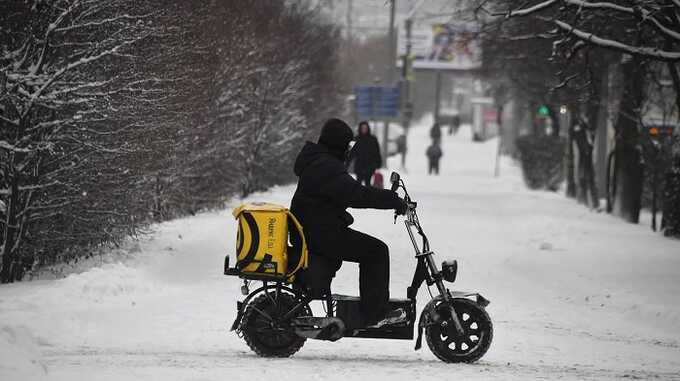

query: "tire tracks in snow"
left=502, top=319, right=680, bottom=349
left=41, top=347, right=680, bottom=381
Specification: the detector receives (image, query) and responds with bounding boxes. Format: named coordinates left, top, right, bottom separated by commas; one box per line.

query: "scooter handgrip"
left=391, top=181, right=399, bottom=192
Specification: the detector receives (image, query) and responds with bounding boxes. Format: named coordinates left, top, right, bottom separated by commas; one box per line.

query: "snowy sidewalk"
left=1, top=120, right=679, bottom=381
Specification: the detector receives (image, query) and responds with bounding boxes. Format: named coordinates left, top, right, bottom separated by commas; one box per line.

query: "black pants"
left=303, top=228, right=390, bottom=324
left=428, top=160, right=440, bottom=175
left=357, top=172, right=373, bottom=187
left=339, top=228, right=390, bottom=324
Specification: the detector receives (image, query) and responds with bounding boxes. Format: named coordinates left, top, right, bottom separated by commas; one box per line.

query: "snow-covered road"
left=2, top=119, right=679, bottom=381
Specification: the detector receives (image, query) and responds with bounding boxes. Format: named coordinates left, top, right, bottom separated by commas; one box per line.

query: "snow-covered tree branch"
left=0, top=0, right=343, bottom=282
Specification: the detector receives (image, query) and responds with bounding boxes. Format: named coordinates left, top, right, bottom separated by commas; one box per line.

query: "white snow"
left=1, top=116, right=679, bottom=380
left=0, top=326, right=47, bottom=380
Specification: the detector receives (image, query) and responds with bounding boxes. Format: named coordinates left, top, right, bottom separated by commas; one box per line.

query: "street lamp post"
left=381, top=0, right=397, bottom=168
left=398, top=1, right=426, bottom=170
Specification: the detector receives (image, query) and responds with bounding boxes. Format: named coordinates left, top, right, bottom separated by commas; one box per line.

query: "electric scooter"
left=224, top=172, right=493, bottom=363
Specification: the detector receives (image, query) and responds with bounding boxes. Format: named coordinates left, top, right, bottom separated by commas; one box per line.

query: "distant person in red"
left=349, top=121, right=382, bottom=187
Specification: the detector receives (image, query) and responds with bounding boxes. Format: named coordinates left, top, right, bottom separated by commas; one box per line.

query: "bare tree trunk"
left=662, top=156, right=680, bottom=237
left=583, top=91, right=601, bottom=209
left=566, top=132, right=578, bottom=198
left=574, top=124, right=589, bottom=205
left=574, top=120, right=599, bottom=208
left=565, top=104, right=577, bottom=198
left=1, top=109, right=26, bottom=283
left=668, top=62, right=680, bottom=120
left=529, top=100, right=540, bottom=136
left=1, top=170, right=19, bottom=283
left=153, top=175, right=163, bottom=222
left=663, top=59, right=680, bottom=234
left=595, top=65, right=611, bottom=200
left=611, top=57, right=645, bottom=223
left=586, top=147, right=600, bottom=209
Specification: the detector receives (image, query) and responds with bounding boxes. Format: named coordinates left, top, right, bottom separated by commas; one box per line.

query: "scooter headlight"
left=441, top=260, right=458, bottom=283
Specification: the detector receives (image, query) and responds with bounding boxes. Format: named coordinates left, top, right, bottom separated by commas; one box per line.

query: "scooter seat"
left=295, top=253, right=340, bottom=298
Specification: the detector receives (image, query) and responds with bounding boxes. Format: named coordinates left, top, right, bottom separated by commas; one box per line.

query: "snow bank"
left=23, top=241, right=145, bottom=282
left=0, top=325, right=46, bottom=381
left=47, top=263, right=159, bottom=301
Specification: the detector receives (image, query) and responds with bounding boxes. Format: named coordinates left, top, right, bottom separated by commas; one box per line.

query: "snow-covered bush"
left=0, top=0, right=343, bottom=282
left=515, top=135, right=566, bottom=191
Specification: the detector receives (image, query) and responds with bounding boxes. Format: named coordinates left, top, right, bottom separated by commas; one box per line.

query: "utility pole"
left=397, top=0, right=425, bottom=169
left=494, top=105, right=503, bottom=177
left=382, top=0, right=396, bottom=167
left=400, top=15, right=413, bottom=169
left=346, top=0, right=353, bottom=46
left=387, top=0, right=396, bottom=85
left=434, top=70, right=442, bottom=125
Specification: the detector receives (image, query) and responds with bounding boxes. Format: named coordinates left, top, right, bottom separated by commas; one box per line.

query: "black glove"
left=395, top=197, right=408, bottom=215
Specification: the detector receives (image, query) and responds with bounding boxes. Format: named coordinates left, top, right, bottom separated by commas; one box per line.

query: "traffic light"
left=537, top=104, right=550, bottom=117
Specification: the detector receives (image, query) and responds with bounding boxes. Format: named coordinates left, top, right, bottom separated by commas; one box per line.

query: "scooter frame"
left=226, top=173, right=490, bottom=348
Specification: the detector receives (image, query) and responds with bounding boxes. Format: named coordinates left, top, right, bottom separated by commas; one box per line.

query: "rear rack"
left=223, top=255, right=290, bottom=282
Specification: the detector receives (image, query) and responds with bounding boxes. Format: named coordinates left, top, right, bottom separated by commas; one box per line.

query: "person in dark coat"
left=430, top=122, right=442, bottom=144
left=290, top=118, right=407, bottom=327
left=448, top=115, right=460, bottom=135
left=349, top=121, right=382, bottom=187
left=426, top=143, right=443, bottom=175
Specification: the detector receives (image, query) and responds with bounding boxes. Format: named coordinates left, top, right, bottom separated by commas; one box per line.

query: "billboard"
left=398, top=22, right=481, bottom=70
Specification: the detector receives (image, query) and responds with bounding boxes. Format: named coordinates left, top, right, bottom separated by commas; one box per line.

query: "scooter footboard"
left=333, top=294, right=416, bottom=340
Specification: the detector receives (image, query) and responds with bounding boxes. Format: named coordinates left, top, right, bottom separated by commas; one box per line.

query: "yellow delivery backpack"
left=232, top=202, right=308, bottom=283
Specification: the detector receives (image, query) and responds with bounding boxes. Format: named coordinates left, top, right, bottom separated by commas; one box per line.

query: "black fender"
left=414, top=292, right=490, bottom=350
left=230, top=284, right=300, bottom=332
left=450, top=291, right=490, bottom=308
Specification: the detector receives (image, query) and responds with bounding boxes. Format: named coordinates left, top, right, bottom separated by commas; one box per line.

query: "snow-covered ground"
left=1, top=118, right=679, bottom=381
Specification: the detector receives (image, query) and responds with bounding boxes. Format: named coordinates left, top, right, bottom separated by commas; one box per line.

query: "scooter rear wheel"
left=241, top=291, right=311, bottom=357
left=425, top=298, right=493, bottom=363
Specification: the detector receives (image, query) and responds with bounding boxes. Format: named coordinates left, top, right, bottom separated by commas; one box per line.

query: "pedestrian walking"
left=349, top=121, right=382, bottom=187
left=448, top=115, right=460, bottom=135
left=426, top=143, right=443, bottom=175
left=430, top=122, right=442, bottom=144
left=395, top=134, right=407, bottom=169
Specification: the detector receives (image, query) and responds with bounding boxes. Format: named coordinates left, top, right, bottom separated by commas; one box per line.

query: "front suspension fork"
left=426, top=253, right=465, bottom=336
left=434, top=281, right=465, bottom=335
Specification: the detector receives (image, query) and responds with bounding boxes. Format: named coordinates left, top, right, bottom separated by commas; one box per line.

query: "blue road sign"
left=354, top=85, right=400, bottom=118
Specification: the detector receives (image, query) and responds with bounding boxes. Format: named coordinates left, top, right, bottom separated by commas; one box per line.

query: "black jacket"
left=350, top=133, right=382, bottom=175
left=426, top=144, right=443, bottom=160
left=290, top=141, right=401, bottom=262
left=430, top=124, right=442, bottom=140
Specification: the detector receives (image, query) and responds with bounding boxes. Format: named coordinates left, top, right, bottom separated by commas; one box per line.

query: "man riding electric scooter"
left=290, top=118, right=408, bottom=328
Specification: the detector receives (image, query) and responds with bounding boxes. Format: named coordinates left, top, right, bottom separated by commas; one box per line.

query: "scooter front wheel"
left=241, top=291, right=311, bottom=357
left=425, top=297, right=493, bottom=363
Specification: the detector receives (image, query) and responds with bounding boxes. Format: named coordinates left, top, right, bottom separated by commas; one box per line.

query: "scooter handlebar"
left=393, top=197, right=416, bottom=223
left=390, top=180, right=399, bottom=192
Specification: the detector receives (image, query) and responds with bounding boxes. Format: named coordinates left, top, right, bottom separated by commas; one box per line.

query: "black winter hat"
left=318, top=118, right=353, bottom=151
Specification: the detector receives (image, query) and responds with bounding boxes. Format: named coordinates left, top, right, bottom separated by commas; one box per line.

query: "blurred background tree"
left=0, top=0, right=343, bottom=282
